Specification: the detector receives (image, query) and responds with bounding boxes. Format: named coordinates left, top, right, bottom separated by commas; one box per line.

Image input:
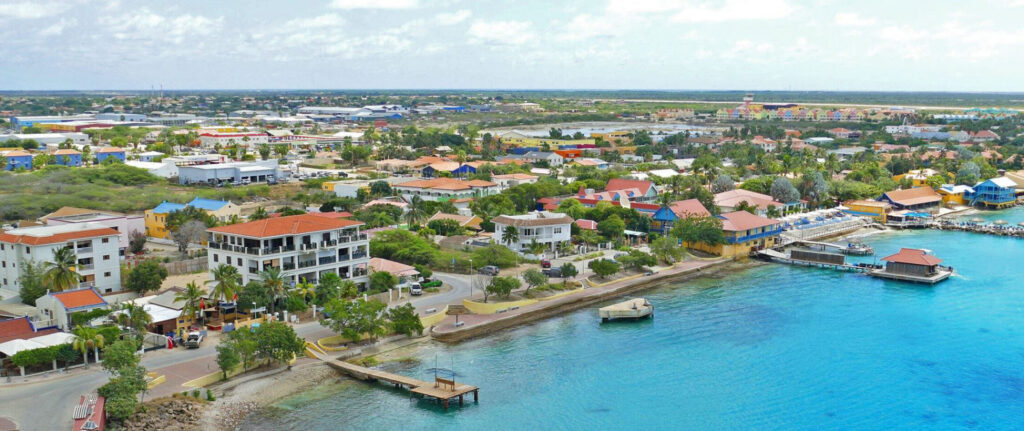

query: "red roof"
left=51, top=288, right=107, bottom=310
left=605, top=178, right=654, bottom=196
left=881, top=248, right=943, bottom=266
left=575, top=219, right=597, bottom=230
left=96, top=147, right=125, bottom=153
left=0, top=317, right=57, bottom=344
left=310, top=211, right=353, bottom=219
left=208, top=214, right=363, bottom=237
left=0, top=227, right=120, bottom=246
left=669, top=199, right=711, bottom=218
left=718, top=211, right=780, bottom=232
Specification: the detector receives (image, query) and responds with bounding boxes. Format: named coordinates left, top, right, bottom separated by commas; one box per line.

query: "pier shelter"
left=878, top=187, right=941, bottom=212
left=873, top=248, right=951, bottom=284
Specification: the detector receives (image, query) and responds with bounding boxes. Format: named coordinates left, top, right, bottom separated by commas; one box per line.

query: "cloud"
left=287, top=13, right=345, bottom=28
left=671, top=0, right=795, bottom=22
left=606, top=0, right=683, bottom=15
left=100, top=9, right=223, bottom=45
left=329, top=0, right=418, bottom=9
left=834, top=12, right=876, bottom=27
left=467, top=20, right=534, bottom=45
left=0, top=1, right=65, bottom=19
left=39, top=18, right=76, bottom=36
left=879, top=25, right=927, bottom=41
left=435, top=9, right=471, bottom=25
left=558, top=14, right=624, bottom=41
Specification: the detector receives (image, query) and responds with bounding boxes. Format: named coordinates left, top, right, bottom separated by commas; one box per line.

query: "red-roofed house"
left=876, top=248, right=951, bottom=282
left=368, top=258, right=420, bottom=285
left=689, top=211, right=782, bottom=257
left=35, top=287, right=108, bottom=330
left=604, top=178, right=659, bottom=203
left=206, top=214, right=370, bottom=289
left=0, top=316, right=57, bottom=344
left=651, top=199, right=711, bottom=234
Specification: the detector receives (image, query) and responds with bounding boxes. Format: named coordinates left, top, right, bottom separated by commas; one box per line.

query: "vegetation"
left=484, top=276, right=520, bottom=302
left=42, top=246, right=80, bottom=292
left=588, top=259, right=620, bottom=279
left=124, top=260, right=169, bottom=294
left=98, top=339, right=148, bottom=421
left=18, top=260, right=47, bottom=306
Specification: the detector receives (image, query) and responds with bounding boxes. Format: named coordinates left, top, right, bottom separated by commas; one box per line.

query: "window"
left=226, top=256, right=232, bottom=265
left=102, top=238, right=109, bottom=243
left=554, top=227, right=563, bottom=234
left=103, top=255, right=110, bottom=261
left=213, top=254, right=219, bottom=263
left=25, top=247, right=30, bottom=254
left=104, top=272, right=111, bottom=277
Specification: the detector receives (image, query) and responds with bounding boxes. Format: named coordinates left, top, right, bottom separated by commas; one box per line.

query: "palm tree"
left=501, top=225, right=519, bottom=249
left=577, top=229, right=601, bottom=252
left=293, top=278, right=316, bottom=304
left=259, top=267, right=285, bottom=314
left=43, top=246, right=80, bottom=292
left=527, top=239, right=546, bottom=257
left=249, top=206, right=269, bottom=220
left=404, top=195, right=427, bottom=226
left=116, top=302, right=152, bottom=342
left=206, top=264, right=240, bottom=311
left=174, top=281, right=204, bottom=328
left=71, top=327, right=104, bottom=369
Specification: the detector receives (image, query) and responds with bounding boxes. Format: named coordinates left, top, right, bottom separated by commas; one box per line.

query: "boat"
left=599, top=298, right=653, bottom=322
left=841, top=241, right=874, bottom=256
left=994, top=220, right=1008, bottom=225
left=970, top=217, right=985, bottom=223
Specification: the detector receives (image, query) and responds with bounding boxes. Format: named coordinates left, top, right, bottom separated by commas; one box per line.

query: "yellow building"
left=843, top=200, right=891, bottom=222
left=591, top=131, right=633, bottom=145
left=688, top=211, right=783, bottom=258
left=145, top=198, right=239, bottom=238
left=936, top=185, right=972, bottom=206
left=893, top=169, right=942, bottom=187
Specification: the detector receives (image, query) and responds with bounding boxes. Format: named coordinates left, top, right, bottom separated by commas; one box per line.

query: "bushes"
left=71, top=308, right=113, bottom=327
left=470, top=244, right=519, bottom=268
left=370, top=230, right=439, bottom=266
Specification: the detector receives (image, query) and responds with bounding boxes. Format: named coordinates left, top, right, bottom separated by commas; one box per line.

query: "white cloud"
left=606, top=0, right=683, bottom=15
left=0, top=2, right=65, bottom=19
left=329, top=0, right=418, bottom=9
left=879, top=25, right=927, bottom=41
left=39, top=18, right=76, bottom=36
left=289, top=13, right=345, bottom=28
left=558, top=14, right=624, bottom=41
left=435, top=9, right=471, bottom=25
left=671, top=0, right=795, bottom=23
left=99, top=9, right=223, bottom=45
left=467, top=20, right=534, bottom=45
left=834, top=12, right=876, bottom=27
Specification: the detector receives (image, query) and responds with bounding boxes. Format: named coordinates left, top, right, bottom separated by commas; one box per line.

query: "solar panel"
left=72, top=405, right=88, bottom=419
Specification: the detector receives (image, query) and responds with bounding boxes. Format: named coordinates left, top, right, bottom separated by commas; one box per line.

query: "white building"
left=41, top=207, right=144, bottom=251
left=35, top=287, right=109, bottom=331
left=393, top=178, right=500, bottom=202
left=206, top=214, right=370, bottom=289
left=198, top=132, right=269, bottom=148
left=177, top=160, right=280, bottom=185
left=491, top=211, right=574, bottom=255
left=0, top=223, right=123, bottom=294
left=0, top=133, right=90, bottom=148
left=492, top=173, right=539, bottom=190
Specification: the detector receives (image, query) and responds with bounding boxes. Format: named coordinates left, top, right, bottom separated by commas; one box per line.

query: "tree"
left=527, top=239, right=547, bottom=256
left=404, top=195, right=427, bottom=226
left=386, top=303, right=424, bottom=336
left=127, top=230, right=146, bottom=255
left=253, top=321, right=306, bottom=369
left=735, top=200, right=758, bottom=215
left=258, top=144, right=271, bottom=160
left=98, top=363, right=147, bottom=420
left=799, top=171, right=830, bottom=207
left=71, top=326, right=105, bottom=368
left=101, top=339, right=139, bottom=374
left=956, top=161, right=980, bottom=185
left=18, top=260, right=47, bottom=306
left=171, top=219, right=206, bottom=254
left=670, top=216, right=726, bottom=247
left=369, top=180, right=392, bottom=197
left=42, top=246, right=80, bottom=292
left=216, top=342, right=241, bottom=380
left=175, top=281, right=204, bottom=326
left=588, top=259, right=620, bottom=279
left=597, top=215, right=626, bottom=240
left=115, top=303, right=152, bottom=341
left=320, top=298, right=388, bottom=342
left=522, top=268, right=548, bottom=295
left=427, top=218, right=466, bottom=236
left=259, top=267, right=286, bottom=314
left=207, top=264, right=241, bottom=305
left=501, top=225, right=519, bottom=248
left=369, top=271, right=397, bottom=294
left=770, top=177, right=801, bottom=204
left=249, top=206, right=269, bottom=220
left=559, top=263, right=578, bottom=285
left=124, top=260, right=168, bottom=295
left=650, top=235, right=684, bottom=264
left=615, top=250, right=657, bottom=272
left=224, top=327, right=259, bottom=370
left=485, top=276, right=520, bottom=301
left=292, top=279, right=316, bottom=304
left=712, top=174, right=735, bottom=194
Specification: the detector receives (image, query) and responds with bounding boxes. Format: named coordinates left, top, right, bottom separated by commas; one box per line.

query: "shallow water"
left=242, top=209, right=1024, bottom=430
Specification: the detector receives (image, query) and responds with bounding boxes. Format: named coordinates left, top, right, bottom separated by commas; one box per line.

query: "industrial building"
left=177, top=160, right=280, bottom=185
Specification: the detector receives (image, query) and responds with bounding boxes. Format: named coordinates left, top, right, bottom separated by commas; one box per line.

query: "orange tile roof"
left=369, top=257, right=419, bottom=277
left=669, top=199, right=711, bottom=218
left=881, top=187, right=941, bottom=206
left=395, top=178, right=496, bottom=191
left=719, top=211, right=780, bottom=232
left=208, top=214, right=363, bottom=237
left=4, top=150, right=31, bottom=157
left=52, top=149, right=81, bottom=155
left=50, top=288, right=107, bottom=309
left=97, top=147, right=125, bottom=153
left=0, top=227, right=120, bottom=245
left=492, top=173, right=537, bottom=180
left=882, top=248, right=943, bottom=266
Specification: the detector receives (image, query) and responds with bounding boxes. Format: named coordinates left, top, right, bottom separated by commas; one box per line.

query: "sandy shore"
left=200, top=362, right=338, bottom=431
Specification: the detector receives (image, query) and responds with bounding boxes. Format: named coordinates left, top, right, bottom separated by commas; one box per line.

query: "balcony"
left=337, top=254, right=351, bottom=262
left=298, top=260, right=317, bottom=269
left=76, top=264, right=95, bottom=271
left=352, top=268, right=368, bottom=277
left=75, top=247, right=93, bottom=254
left=351, top=251, right=367, bottom=260
left=320, top=240, right=338, bottom=248
left=300, top=243, right=318, bottom=251
left=248, top=267, right=258, bottom=274
left=283, top=263, right=296, bottom=270
left=318, top=256, right=337, bottom=265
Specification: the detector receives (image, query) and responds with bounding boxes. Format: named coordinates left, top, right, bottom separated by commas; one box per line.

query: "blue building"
left=966, top=177, right=1017, bottom=209
left=4, top=150, right=33, bottom=170
left=95, top=147, right=126, bottom=163
left=52, top=149, right=82, bottom=167
left=651, top=199, right=711, bottom=234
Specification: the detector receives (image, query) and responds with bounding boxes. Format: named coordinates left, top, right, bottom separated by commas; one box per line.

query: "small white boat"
left=599, top=298, right=653, bottom=322
left=994, top=220, right=1008, bottom=225
left=970, top=217, right=985, bottom=223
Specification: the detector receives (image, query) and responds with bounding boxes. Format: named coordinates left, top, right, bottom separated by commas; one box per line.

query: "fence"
left=160, top=257, right=208, bottom=275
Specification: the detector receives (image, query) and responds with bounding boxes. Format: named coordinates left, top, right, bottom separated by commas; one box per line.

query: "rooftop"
left=718, top=211, right=780, bottom=232
left=492, top=211, right=574, bottom=227
left=881, top=187, right=941, bottom=206
left=882, top=248, right=943, bottom=266
left=50, top=287, right=107, bottom=310
left=0, top=222, right=119, bottom=246
left=208, top=213, right=363, bottom=238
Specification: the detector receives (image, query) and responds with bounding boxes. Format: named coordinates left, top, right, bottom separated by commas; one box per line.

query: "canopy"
left=0, top=339, right=45, bottom=356
left=28, top=332, right=75, bottom=348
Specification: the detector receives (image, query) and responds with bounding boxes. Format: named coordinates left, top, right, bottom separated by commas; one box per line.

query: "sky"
left=2, top=0, right=1024, bottom=91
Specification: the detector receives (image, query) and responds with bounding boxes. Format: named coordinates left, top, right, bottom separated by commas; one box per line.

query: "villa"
left=491, top=211, right=573, bottom=256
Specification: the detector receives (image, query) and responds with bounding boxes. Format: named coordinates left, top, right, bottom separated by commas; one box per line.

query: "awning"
left=0, top=339, right=45, bottom=356
left=27, top=332, right=75, bottom=347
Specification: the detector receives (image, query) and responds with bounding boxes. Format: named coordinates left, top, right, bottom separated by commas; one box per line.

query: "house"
left=95, top=147, right=126, bottom=163
left=137, top=151, right=164, bottom=162
left=0, top=316, right=57, bottom=344
left=3, top=150, right=33, bottom=170
left=421, top=161, right=465, bottom=178
left=51, top=149, right=82, bottom=167
left=690, top=211, right=782, bottom=258
left=827, top=128, right=859, bottom=139
left=368, top=258, right=420, bottom=285
left=144, top=198, right=240, bottom=239
left=879, top=248, right=946, bottom=278
left=427, top=212, right=483, bottom=231
left=521, top=151, right=564, bottom=166
left=393, top=178, right=499, bottom=202
left=0, top=223, right=122, bottom=294
left=35, top=287, right=108, bottom=330
left=198, top=132, right=269, bottom=148
left=937, top=185, right=974, bottom=206
left=877, top=186, right=942, bottom=212
left=570, top=158, right=609, bottom=169
left=651, top=199, right=711, bottom=234
left=604, top=178, right=659, bottom=203
left=894, top=169, right=942, bottom=187
left=491, top=211, right=573, bottom=256
left=492, top=173, right=538, bottom=189
left=206, top=214, right=370, bottom=289
left=843, top=200, right=892, bottom=222
left=970, top=130, right=999, bottom=142
left=143, top=288, right=195, bottom=339
left=714, top=189, right=789, bottom=215
left=965, top=177, right=1017, bottom=209
left=42, top=207, right=145, bottom=251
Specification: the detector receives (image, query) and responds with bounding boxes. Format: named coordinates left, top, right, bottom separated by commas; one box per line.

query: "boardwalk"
left=309, top=350, right=479, bottom=410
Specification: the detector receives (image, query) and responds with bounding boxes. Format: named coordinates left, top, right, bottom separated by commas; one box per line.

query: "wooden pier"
left=311, top=350, right=478, bottom=410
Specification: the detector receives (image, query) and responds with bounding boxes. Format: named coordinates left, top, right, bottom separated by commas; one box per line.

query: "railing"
left=283, top=263, right=296, bottom=270
left=301, top=243, right=318, bottom=251
left=77, top=264, right=95, bottom=271
left=729, top=228, right=784, bottom=244
left=351, top=251, right=367, bottom=259
left=248, top=267, right=258, bottom=274
left=337, top=254, right=351, bottom=262
left=352, top=269, right=368, bottom=277
left=75, top=247, right=93, bottom=254
left=321, top=240, right=338, bottom=248
left=319, top=256, right=337, bottom=265
left=298, top=260, right=317, bottom=269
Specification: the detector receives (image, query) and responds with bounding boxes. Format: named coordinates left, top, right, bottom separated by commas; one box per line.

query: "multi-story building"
left=0, top=223, right=123, bottom=294
left=688, top=211, right=782, bottom=258
left=51, top=149, right=82, bottom=167
left=393, top=178, right=499, bottom=202
left=95, top=147, right=126, bottom=163
left=966, top=177, right=1017, bottom=209
left=42, top=207, right=144, bottom=251
left=491, top=211, right=573, bottom=255
left=206, top=214, right=370, bottom=289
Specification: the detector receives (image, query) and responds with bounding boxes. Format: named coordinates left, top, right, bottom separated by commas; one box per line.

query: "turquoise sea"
left=243, top=208, right=1024, bottom=430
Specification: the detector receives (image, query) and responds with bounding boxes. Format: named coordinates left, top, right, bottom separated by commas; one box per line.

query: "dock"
left=789, top=240, right=874, bottom=255
left=599, top=298, right=653, bottom=322
left=755, top=249, right=873, bottom=273
left=310, top=350, right=478, bottom=410
left=933, top=220, right=1024, bottom=238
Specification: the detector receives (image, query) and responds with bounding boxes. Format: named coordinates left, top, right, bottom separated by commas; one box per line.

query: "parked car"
left=478, top=265, right=500, bottom=276
left=410, top=283, right=423, bottom=296
left=541, top=259, right=551, bottom=268
left=542, top=267, right=563, bottom=278
left=185, top=331, right=204, bottom=349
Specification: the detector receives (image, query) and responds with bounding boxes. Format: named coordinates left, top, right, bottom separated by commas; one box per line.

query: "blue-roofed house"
left=145, top=201, right=187, bottom=238
left=187, top=197, right=240, bottom=223
left=966, top=177, right=1017, bottom=209
left=3, top=150, right=33, bottom=170
left=95, top=147, right=126, bottom=163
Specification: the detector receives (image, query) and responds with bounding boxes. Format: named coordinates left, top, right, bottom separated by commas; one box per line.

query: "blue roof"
left=152, top=201, right=187, bottom=214
left=188, top=197, right=230, bottom=211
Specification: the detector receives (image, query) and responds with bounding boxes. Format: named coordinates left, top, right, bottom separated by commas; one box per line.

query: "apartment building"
left=0, top=223, right=123, bottom=294
left=491, top=211, right=573, bottom=255
left=206, top=214, right=370, bottom=289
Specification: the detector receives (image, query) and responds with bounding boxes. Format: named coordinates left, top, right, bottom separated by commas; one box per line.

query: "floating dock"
left=790, top=240, right=874, bottom=255
left=599, top=298, right=653, bottom=322
left=311, top=350, right=478, bottom=410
